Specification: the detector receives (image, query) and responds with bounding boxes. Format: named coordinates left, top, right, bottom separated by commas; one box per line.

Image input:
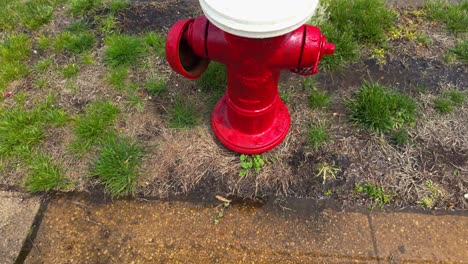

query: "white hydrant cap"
left=199, top=0, right=319, bottom=38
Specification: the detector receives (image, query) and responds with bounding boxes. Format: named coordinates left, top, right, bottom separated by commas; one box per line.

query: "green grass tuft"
left=104, top=34, right=146, bottom=68
left=167, top=97, right=200, bottom=129
left=309, top=90, right=332, bottom=109
left=90, top=135, right=144, bottom=197
left=390, top=128, right=410, bottom=145
left=433, top=89, right=466, bottom=113
left=448, top=40, right=468, bottom=63
left=19, top=0, right=55, bottom=30
left=310, top=0, right=395, bottom=69
left=346, top=82, right=417, bottom=131
left=108, top=0, right=129, bottom=13
left=25, top=153, right=71, bottom=192
left=71, top=101, right=119, bottom=152
left=144, top=77, right=167, bottom=96
left=106, top=66, right=128, bottom=90
left=62, top=62, right=80, bottom=78
left=70, top=0, right=102, bottom=17
left=0, top=34, right=31, bottom=90
left=307, top=125, right=332, bottom=150
left=196, top=62, right=227, bottom=93
left=54, top=30, right=95, bottom=54
left=145, top=32, right=166, bottom=57
left=0, top=95, right=67, bottom=157
left=424, top=0, right=468, bottom=34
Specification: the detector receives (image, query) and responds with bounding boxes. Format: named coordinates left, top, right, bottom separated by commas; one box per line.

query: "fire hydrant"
left=166, top=0, right=334, bottom=154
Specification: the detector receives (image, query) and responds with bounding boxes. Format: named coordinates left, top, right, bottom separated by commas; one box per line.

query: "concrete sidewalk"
left=15, top=195, right=466, bottom=263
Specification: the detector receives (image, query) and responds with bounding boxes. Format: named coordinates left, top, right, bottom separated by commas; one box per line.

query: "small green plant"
left=301, top=76, right=318, bottom=90
left=0, top=34, right=31, bottom=90
left=213, top=197, right=231, bottom=225
left=346, top=82, right=417, bottom=131
left=389, top=128, right=409, bottom=146
left=90, top=135, right=144, bottom=197
left=144, top=77, right=167, bottom=96
left=35, top=58, right=53, bottom=73
left=239, top=154, right=265, bottom=177
left=18, top=0, right=55, bottom=30
left=106, top=66, right=128, bottom=90
left=71, top=100, right=119, bottom=152
left=167, top=97, right=200, bottom=128
left=307, top=125, right=332, bottom=150
left=355, top=183, right=392, bottom=208
left=434, top=89, right=466, bottom=113
left=423, top=0, right=468, bottom=34
left=448, top=40, right=468, bottom=63
left=316, top=162, right=340, bottom=184
left=416, top=33, right=432, bottom=46
left=54, top=30, right=95, bottom=54
left=98, top=14, right=117, bottom=35
left=108, top=0, right=129, bottom=13
left=62, top=62, right=79, bottom=78
left=104, top=34, right=146, bottom=68
left=70, top=0, right=102, bottom=17
left=308, top=90, right=332, bottom=109
left=418, top=196, right=435, bottom=209
left=145, top=32, right=166, bottom=57
left=37, top=34, right=52, bottom=49
left=80, top=51, right=95, bottom=65
left=0, top=95, right=67, bottom=157
left=418, top=180, right=446, bottom=209
left=24, top=153, right=71, bottom=193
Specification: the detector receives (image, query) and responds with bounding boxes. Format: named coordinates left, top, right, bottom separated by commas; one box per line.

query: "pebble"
left=464, top=193, right=468, bottom=200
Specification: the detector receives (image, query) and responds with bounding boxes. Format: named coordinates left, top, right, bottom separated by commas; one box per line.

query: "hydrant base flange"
left=211, top=96, right=291, bottom=154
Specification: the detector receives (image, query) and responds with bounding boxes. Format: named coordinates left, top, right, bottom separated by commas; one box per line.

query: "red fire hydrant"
left=166, top=3, right=334, bottom=154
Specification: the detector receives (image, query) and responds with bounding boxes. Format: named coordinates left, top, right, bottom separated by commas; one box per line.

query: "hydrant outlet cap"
left=200, top=0, right=319, bottom=38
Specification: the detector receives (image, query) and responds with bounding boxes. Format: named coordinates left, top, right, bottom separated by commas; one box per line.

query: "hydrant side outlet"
left=166, top=16, right=334, bottom=154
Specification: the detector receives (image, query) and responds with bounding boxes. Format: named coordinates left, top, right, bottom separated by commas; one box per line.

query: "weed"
left=167, top=97, right=200, bottom=128
left=0, top=95, right=67, bottom=157
left=145, top=32, right=166, bottom=57
left=301, top=76, right=318, bottom=90
left=104, top=34, right=146, bottom=67
left=239, top=154, right=265, bottom=177
left=434, top=90, right=465, bottom=113
left=37, top=34, right=52, bottom=50
left=424, top=0, right=468, bottom=34
left=98, top=14, right=118, bottom=35
left=35, top=78, right=49, bottom=89
left=324, top=189, right=333, bottom=196
left=0, top=34, right=31, bottom=90
left=144, top=77, right=167, bottom=96
left=448, top=40, right=468, bottom=63
left=71, top=100, right=119, bottom=152
left=106, top=66, right=128, bottom=90
left=416, top=33, right=432, bottom=46
left=316, top=162, right=340, bottom=184
left=279, top=90, right=292, bottom=104
left=307, top=125, right=332, bottom=150
left=70, top=0, right=102, bottom=17
left=425, top=180, right=445, bottom=199
left=62, top=62, right=79, bottom=78
left=66, top=22, right=90, bottom=33
left=90, top=135, right=144, bottom=197
left=35, top=58, right=53, bottom=73
left=54, top=31, right=95, bottom=54
left=389, top=128, right=409, bottom=145
left=418, top=196, right=435, bottom=209
left=308, top=90, right=332, bottom=109
left=213, top=198, right=231, bottom=225
left=80, top=51, right=95, bottom=65
left=355, top=183, right=392, bottom=208
left=310, top=0, right=395, bottom=70
left=18, top=0, right=55, bottom=30
left=346, top=82, right=417, bottom=131
left=108, top=0, right=129, bottom=13
left=24, top=153, right=71, bottom=192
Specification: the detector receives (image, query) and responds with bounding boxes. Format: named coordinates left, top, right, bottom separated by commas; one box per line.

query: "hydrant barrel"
left=165, top=2, right=334, bottom=154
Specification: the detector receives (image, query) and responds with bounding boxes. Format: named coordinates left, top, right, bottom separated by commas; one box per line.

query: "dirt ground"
left=1, top=0, right=467, bottom=210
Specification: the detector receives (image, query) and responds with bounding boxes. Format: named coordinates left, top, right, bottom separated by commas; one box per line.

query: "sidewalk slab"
left=371, top=212, right=468, bottom=263
left=0, top=191, right=41, bottom=264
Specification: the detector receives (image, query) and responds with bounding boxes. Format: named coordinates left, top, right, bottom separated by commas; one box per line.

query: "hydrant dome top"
left=199, top=0, right=319, bottom=38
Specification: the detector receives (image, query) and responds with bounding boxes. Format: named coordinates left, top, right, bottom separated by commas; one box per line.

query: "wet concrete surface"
left=24, top=195, right=467, bottom=263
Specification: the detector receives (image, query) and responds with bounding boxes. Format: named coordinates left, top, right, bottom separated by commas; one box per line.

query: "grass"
left=0, top=0, right=62, bottom=31
left=309, top=90, right=332, bottom=109
left=448, top=40, right=468, bottom=63
left=71, top=101, right=119, bottom=152
left=433, top=89, right=466, bottom=113
left=144, top=77, right=167, bottom=96
left=355, top=183, right=392, bottom=208
left=310, top=0, right=396, bottom=69
left=307, top=125, right=332, bottom=150
left=0, top=95, right=67, bottom=158
left=70, top=0, right=103, bottom=17
left=104, top=34, right=147, bottom=68
left=346, top=82, right=417, bottom=131
left=54, top=29, right=95, bottom=54
left=167, top=97, right=200, bottom=128
left=107, top=66, right=128, bottom=90
left=35, top=58, right=53, bottom=73
left=108, top=0, right=129, bottom=13
left=423, top=0, right=468, bottom=34
left=90, top=135, right=144, bottom=197
left=62, top=62, right=80, bottom=78
left=316, top=162, right=340, bottom=184
left=24, top=153, right=71, bottom=192
left=389, top=128, right=410, bottom=146
left=145, top=32, right=166, bottom=57
left=196, top=62, right=227, bottom=93
left=0, top=34, right=31, bottom=91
